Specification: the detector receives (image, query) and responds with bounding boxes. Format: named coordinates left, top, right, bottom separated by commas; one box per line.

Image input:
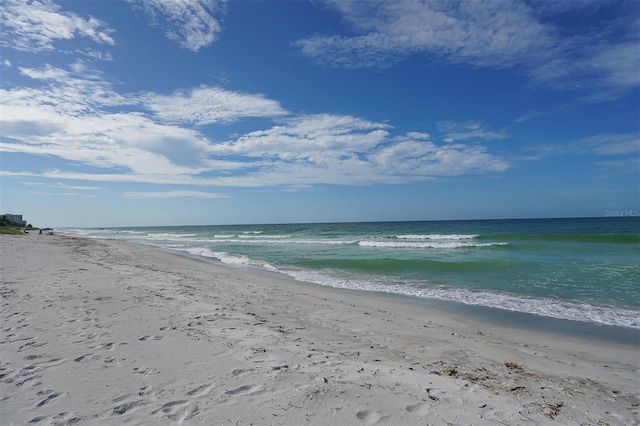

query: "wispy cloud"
left=295, top=1, right=554, bottom=68
left=368, top=135, right=509, bottom=178
left=1, top=63, right=285, bottom=176
left=296, top=0, right=640, bottom=96
left=54, top=182, right=100, bottom=191
left=0, top=0, right=115, bottom=53
left=437, top=120, right=509, bottom=143
left=128, top=0, right=227, bottom=52
left=1, top=62, right=509, bottom=190
left=596, top=157, right=640, bottom=174
left=586, top=134, right=640, bottom=156
left=142, top=86, right=288, bottom=125
left=208, top=116, right=509, bottom=184
left=123, top=190, right=230, bottom=199
left=514, top=110, right=553, bottom=124
left=15, top=180, right=99, bottom=197
left=524, top=133, right=640, bottom=160
left=210, top=114, right=391, bottom=158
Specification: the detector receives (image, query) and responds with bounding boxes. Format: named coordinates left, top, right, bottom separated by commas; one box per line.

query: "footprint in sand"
left=30, top=412, right=82, bottom=424
left=35, top=390, right=66, bottom=407
left=138, top=335, right=164, bottom=341
left=152, top=400, right=199, bottom=421
left=23, top=354, right=44, bottom=361
left=112, top=400, right=146, bottom=416
left=15, top=373, right=42, bottom=388
left=186, top=384, right=215, bottom=397
left=74, top=353, right=98, bottom=363
left=90, top=341, right=118, bottom=351
left=3, top=358, right=67, bottom=385
left=132, top=366, right=159, bottom=376
left=18, top=340, right=47, bottom=352
left=231, top=368, right=250, bottom=377
left=153, top=399, right=187, bottom=413
left=405, top=403, right=430, bottom=416
left=137, top=385, right=154, bottom=397
left=356, top=409, right=390, bottom=425
left=224, top=384, right=261, bottom=396
left=1, top=334, right=32, bottom=345
left=52, top=412, right=83, bottom=424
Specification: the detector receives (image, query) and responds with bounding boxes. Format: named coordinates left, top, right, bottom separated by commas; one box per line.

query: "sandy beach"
left=1, top=233, right=638, bottom=425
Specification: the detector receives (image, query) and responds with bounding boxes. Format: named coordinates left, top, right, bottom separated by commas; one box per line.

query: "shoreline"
left=399, top=295, right=640, bottom=347
left=1, top=233, right=638, bottom=425
left=158, top=243, right=640, bottom=347
left=63, top=218, right=640, bottom=333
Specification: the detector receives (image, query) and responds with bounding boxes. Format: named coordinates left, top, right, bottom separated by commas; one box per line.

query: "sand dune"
left=1, top=233, right=638, bottom=425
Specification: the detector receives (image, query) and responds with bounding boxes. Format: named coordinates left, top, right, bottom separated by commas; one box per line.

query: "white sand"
left=1, top=233, right=638, bottom=425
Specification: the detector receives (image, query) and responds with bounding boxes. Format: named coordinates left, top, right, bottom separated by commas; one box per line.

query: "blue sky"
left=1, top=0, right=638, bottom=227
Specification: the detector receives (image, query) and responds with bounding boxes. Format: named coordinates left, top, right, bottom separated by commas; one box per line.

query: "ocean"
left=66, top=217, right=640, bottom=337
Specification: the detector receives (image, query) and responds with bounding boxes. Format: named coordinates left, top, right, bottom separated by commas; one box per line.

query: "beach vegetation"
left=0, top=217, right=36, bottom=234
left=0, top=226, right=24, bottom=235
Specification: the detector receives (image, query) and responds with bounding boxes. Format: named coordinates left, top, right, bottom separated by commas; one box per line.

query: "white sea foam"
left=281, top=239, right=357, bottom=245
left=237, top=235, right=292, bottom=239
left=146, top=233, right=198, bottom=239
left=359, top=240, right=507, bottom=249
left=207, top=238, right=357, bottom=245
left=284, top=268, right=640, bottom=329
left=122, top=230, right=147, bottom=234
left=181, top=247, right=279, bottom=271
left=393, top=234, right=479, bottom=240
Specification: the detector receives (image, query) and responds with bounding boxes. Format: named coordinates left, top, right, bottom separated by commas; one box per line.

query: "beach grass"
left=0, top=226, right=24, bottom=235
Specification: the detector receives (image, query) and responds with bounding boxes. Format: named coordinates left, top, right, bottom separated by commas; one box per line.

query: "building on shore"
left=2, top=214, right=27, bottom=227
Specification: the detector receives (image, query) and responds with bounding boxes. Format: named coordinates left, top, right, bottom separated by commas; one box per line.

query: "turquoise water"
left=66, top=217, right=640, bottom=330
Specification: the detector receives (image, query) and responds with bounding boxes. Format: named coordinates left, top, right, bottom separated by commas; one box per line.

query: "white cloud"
left=210, top=114, right=391, bottom=158
left=436, top=120, right=508, bottom=143
left=54, top=182, right=100, bottom=191
left=583, top=41, right=640, bottom=99
left=586, top=134, right=640, bottom=156
left=369, top=137, right=509, bottom=178
left=128, top=0, right=226, bottom=52
left=1, top=63, right=510, bottom=190
left=296, top=0, right=640, bottom=95
left=514, top=110, right=550, bottom=124
left=524, top=133, right=640, bottom=159
left=296, top=1, right=553, bottom=69
left=204, top=127, right=509, bottom=186
left=123, top=190, right=230, bottom=199
left=142, top=86, right=288, bottom=125
left=1, top=63, right=287, bottom=175
left=14, top=63, right=131, bottom=116
left=19, top=64, right=70, bottom=81
left=0, top=109, right=237, bottom=175
left=596, top=157, right=640, bottom=174
left=0, top=0, right=115, bottom=53
left=446, top=130, right=510, bottom=142
left=403, top=132, right=430, bottom=140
